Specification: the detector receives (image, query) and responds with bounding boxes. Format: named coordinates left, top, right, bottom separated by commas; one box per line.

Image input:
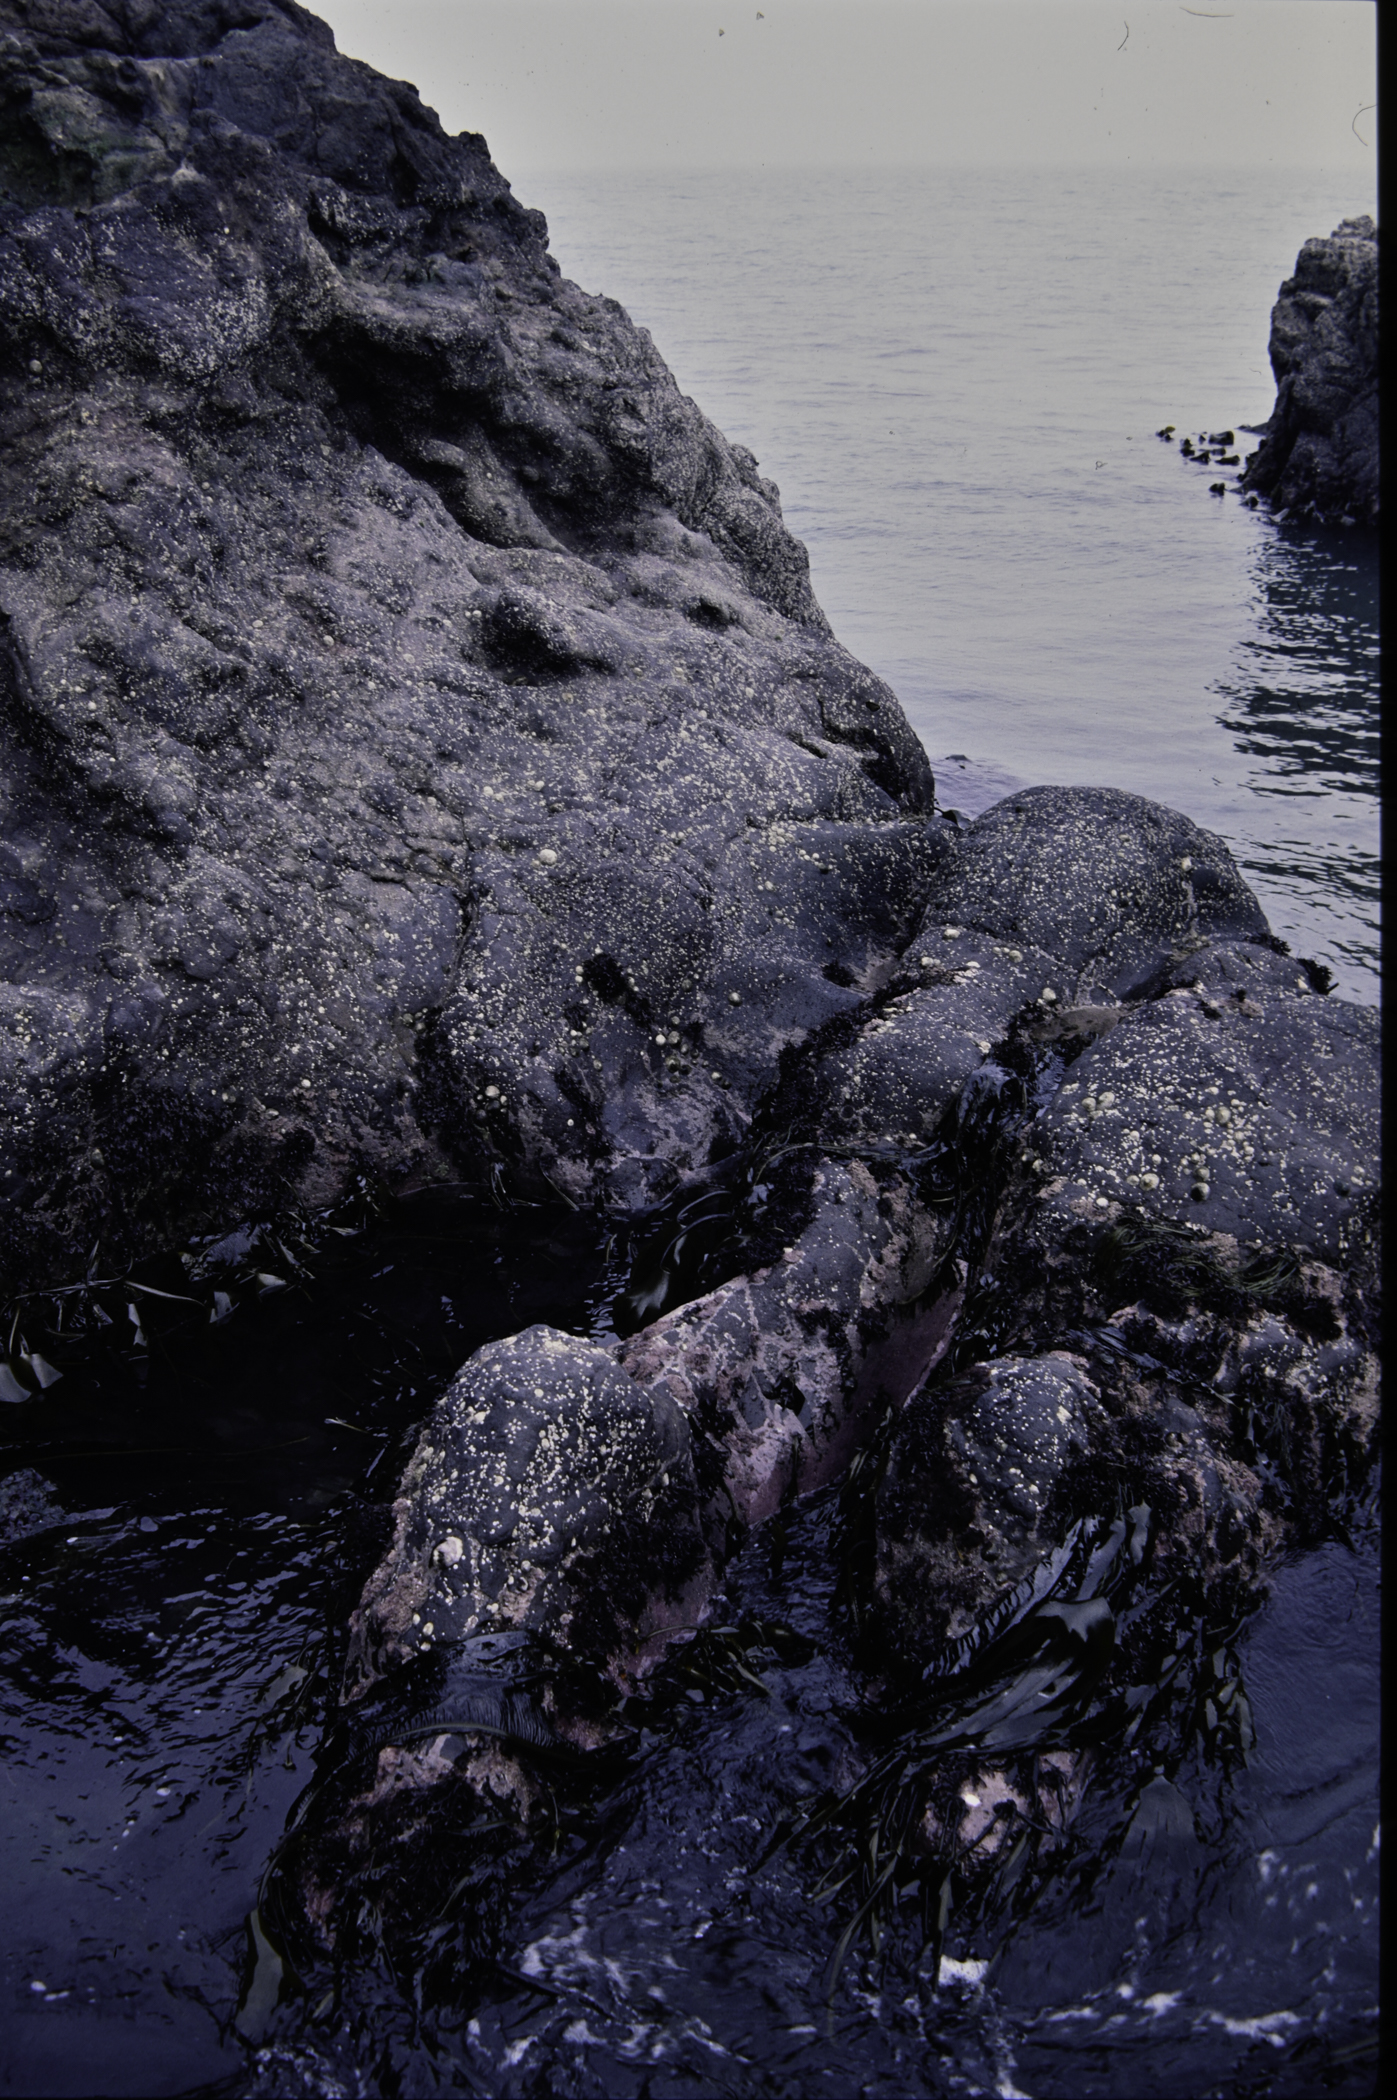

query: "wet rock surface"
left=319, top=786, right=1379, bottom=1910
left=876, top=1353, right=1114, bottom=1651
left=1021, top=937, right=1378, bottom=1257
left=868, top=818, right=1378, bottom=1678
left=618, top=1157, right=957, bottom=1531
left=1240, top=215, right=1379, bottom=524
left=0, top=6, right=1381, bottom=2056
left=0, top=0, right=940, bottom=1289
left=344, top=1324, right=710, bottom=1699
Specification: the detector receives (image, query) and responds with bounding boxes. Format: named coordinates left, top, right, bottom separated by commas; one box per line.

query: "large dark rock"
left=1240, top=215, right=1379, bottom=524
left=0, top=0, right=942, bottom=1290
left=0, top=6, right=1379, bottom=1946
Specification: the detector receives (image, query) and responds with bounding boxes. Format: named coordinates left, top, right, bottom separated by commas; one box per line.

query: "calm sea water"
left=520, top=165, right=1380, bottom=1003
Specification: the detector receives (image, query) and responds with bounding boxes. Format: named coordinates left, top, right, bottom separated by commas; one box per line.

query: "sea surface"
left=521, top=164, right=1381, bottom=1004
left=0, top=167, right=1380, bottom=2100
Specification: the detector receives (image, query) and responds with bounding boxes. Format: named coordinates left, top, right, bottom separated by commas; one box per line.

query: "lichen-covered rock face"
left=1240, top=215, right=1379, bottom=524
left=344, top=1324, right=709, bottom=1696
left=0, top=0, right=941, bottom=1289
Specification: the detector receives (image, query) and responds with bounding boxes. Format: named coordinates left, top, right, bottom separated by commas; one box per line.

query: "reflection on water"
left=1216, top=526, right=1380, bottom=1001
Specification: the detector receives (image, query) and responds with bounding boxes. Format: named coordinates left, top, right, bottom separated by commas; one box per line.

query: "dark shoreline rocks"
left=1240, top=215, right=1379, bottom=524
left=0, top=0, right=937, bottom=1292
left=303, top=788, right=1378, bottom=1938
left=0, top=1, right=1381, bottom=1969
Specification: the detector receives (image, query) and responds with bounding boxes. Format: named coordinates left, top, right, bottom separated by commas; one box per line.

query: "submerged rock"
left=1240, top=216, right=1379, bottom=524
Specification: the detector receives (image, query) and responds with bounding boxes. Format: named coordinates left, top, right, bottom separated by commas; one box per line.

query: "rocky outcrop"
left=0, top=0, right=939, bottom=1291
left=1240, top=215, right=1379, bottom=524
left=873, top=918, right=1379, bottom=1665
left=0, top=4, right=1380, bottom=1967
left=306, top=789, right=1378, bottom=1930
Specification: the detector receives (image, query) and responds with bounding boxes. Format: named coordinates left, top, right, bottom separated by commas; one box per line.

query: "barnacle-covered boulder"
left=1017, top=937, right=1379, bottom=1258
left=792, top=785, right=1274, bottom=1159
left=910, top=784, right=1271, bottom=1004
left=344, top=1324, right=710, bottom=1699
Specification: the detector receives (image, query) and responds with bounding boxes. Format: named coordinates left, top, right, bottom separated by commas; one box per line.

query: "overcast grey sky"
left=312, top=1, right=1376, bottom=175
